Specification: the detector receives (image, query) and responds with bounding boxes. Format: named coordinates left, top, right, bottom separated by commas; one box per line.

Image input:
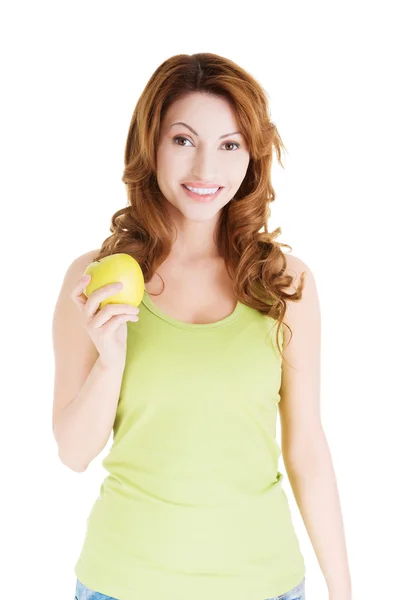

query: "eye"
left=172, top=136, right=240, bottom=151
left=223, top=141, right=240, bottom=151
left=173, top=136, right=192, bottom=147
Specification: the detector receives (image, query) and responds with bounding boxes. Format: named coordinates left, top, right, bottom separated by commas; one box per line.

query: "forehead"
left=162, top=93, right=239, bottom=130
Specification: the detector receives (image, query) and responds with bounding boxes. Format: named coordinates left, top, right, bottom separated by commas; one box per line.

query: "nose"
left=190, top=148, right=220, bottom=184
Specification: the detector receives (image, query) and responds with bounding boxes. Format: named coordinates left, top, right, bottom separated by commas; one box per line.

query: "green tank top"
left=74, top=289, right=306, bottom=599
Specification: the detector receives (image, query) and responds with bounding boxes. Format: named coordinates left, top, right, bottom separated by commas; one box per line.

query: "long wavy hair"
left=93, top=52, right=305, bottom=363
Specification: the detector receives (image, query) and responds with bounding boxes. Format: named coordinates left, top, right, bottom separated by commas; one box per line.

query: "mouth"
left=181, top=184, right=223, bottom=203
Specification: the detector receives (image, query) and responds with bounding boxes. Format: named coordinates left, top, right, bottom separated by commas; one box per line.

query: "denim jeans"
left=75, top=575, right=305, bottom=599
left=268, top=576, right=306, bottom=599
left=75, top=579, right=118, bottom=600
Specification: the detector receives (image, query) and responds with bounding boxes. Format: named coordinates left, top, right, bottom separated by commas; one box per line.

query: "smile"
left=181, top=184, right=223, bottom=203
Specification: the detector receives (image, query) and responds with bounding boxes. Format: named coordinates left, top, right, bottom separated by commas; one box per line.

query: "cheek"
left=158, top=156, right=182, bottom=186
left=231, top=158, right=250, bottom=189
left=226, top=153, right=249, bottom=176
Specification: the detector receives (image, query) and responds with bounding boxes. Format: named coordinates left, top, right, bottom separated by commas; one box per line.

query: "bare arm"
left=54, top=357, right=125, bottom=472
left=279, top=255, right=352, bottom=599
left=285, top=431, right=352, bottom=600
left=51, top=250, right=137, bottom=472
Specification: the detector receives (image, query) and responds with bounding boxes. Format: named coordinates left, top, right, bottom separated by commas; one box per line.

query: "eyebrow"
left=169, top=122, right=242, bottom=139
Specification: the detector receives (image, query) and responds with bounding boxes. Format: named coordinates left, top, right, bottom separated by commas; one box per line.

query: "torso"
left=144, top=257, right=238, bottom=325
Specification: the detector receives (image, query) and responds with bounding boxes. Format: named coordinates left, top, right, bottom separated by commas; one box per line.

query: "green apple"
left=83, top=253, right=145, bottom=309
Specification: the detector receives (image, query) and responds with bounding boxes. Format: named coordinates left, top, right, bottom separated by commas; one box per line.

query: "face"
left=156, top=92, right=250, bottom=223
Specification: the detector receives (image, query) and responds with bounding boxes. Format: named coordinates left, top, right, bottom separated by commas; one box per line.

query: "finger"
left=88, top=309, right=132, bottom=331
left=84, top=282, right=124, bottom=319
left=70, top=274, right=91, bottom=298
left=88, top=302, right=139, bottom=328
left=70, top=274, right=91, bottom=308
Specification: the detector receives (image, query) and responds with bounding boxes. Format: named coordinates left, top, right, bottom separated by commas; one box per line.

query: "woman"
left=52, top=52, right=351, bottom=600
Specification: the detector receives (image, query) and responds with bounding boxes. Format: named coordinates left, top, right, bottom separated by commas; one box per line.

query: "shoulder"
left=68, top=248, right=101, bottom=275
left=281, top=252, right=318, bottom=304
left=57, top=248, right=101, bottom=293
left=74, top=248, right=101, bottom=266
left=282, top=253, right=310, bottom=292
left=281, top=253, right=321, bottom=351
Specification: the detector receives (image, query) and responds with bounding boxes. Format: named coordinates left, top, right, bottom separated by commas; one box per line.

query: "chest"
left=144, top=260, right=238, bottom=325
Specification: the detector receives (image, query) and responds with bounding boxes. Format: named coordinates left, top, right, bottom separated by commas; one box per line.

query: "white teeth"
left=184, top=185, right=219, bottom=195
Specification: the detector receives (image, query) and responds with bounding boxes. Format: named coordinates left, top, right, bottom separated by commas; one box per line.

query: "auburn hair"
left=92, top=52, right=306, bottom=363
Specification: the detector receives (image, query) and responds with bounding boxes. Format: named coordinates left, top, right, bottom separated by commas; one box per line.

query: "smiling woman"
left=56, top=52, right=328, bottom=600
left=93, top=53, right=300, bottom=358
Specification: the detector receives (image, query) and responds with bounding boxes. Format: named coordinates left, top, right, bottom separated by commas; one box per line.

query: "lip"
left=181, top=184, right=223, bottom=203
left=183, top=182, right=223, bottom=188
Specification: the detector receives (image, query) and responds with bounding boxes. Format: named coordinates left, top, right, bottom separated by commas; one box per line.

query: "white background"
left=1, top=1, right=399, bottom=598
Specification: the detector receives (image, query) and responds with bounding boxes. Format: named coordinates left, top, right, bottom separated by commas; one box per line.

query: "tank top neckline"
left=141, top=288, right=245, bottom=330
